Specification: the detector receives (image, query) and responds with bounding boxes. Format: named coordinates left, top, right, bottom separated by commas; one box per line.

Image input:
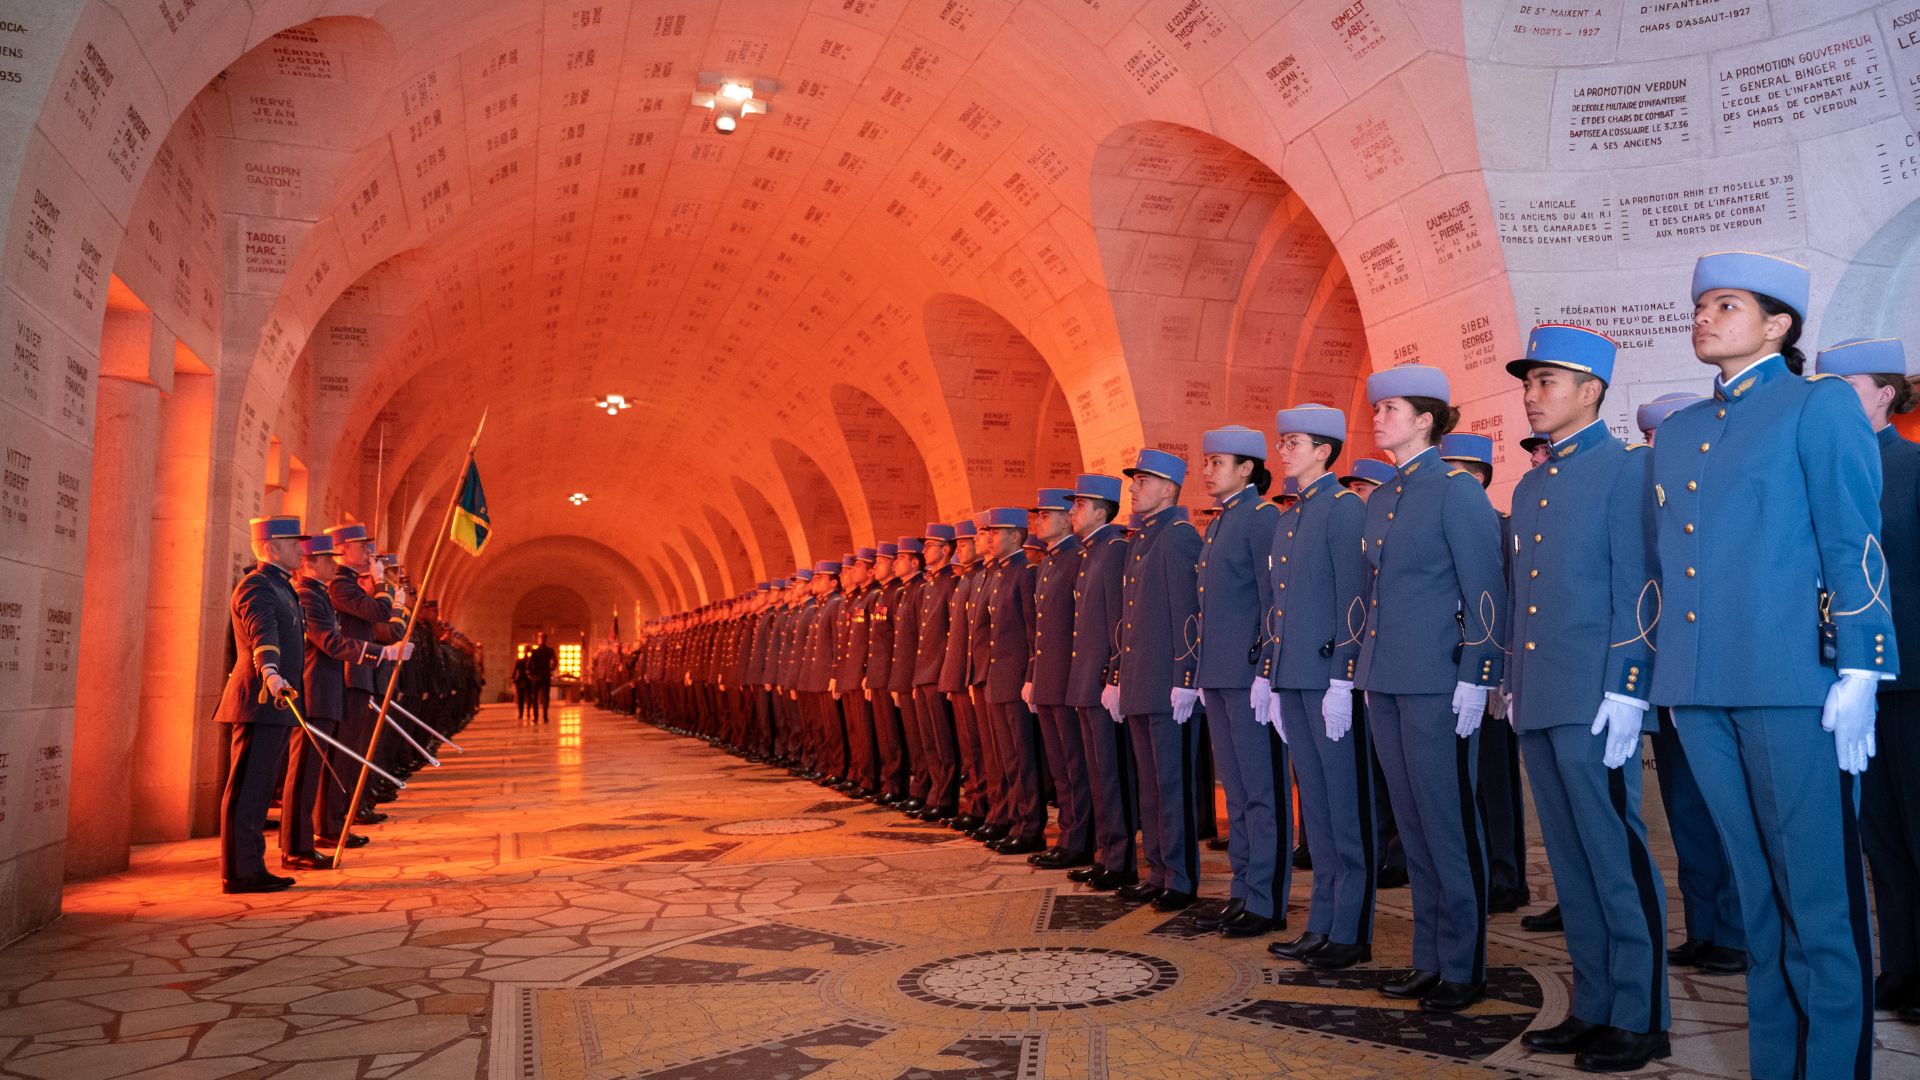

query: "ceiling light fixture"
left=569, top=493, right=589, bottom=506
left=594, top=393, right=632, bottom=415
left=692, top=73, right=778, bottom=136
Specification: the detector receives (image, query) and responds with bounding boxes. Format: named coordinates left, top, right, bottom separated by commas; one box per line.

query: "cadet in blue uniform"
left=1505, top=325, right=1670, bottom=1071
left=1066, top=474, right=1137, bottom=890
left=1025, top=490, right=1092, bottom=868
left=979, top=509, right=1046, bottom=854
left=1263, top=404, right=1375, bottom=969
left=1440, top=433, right=1531, bottom=916
left=1651, top=252, right=1892, bottom=1079
left=1340, top=457, right=1395, bottom=497
left=1337, top=455, right=1410, bottom=892
left=1635, top=392, right=1749, bottom=973
left=1191, top=426, right=1285, bottom=937
left=1107, top=449, right=1205, bottom=910
left=215, top=516, right=309, bottom=893
left=1357, top=364, right=1505, bottom=1013
left=1816, top=337, right=1920, bottom=1020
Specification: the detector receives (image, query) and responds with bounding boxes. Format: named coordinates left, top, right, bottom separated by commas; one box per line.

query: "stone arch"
left=732, top=478, right=799, bottom=579
left=702, top=506, right=760, bottom=590
left=770, top=439, right=855, bottom=560
left=830, top=385, right=939, bottom=541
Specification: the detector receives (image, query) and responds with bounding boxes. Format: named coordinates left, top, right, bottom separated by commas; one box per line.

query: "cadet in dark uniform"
left=1651, top=252, right=1891, bottom=1078
left=864, top=547, right=907, bottom=803
left=1816, top=337, right=1920, bottom=1019
left=1108, top=449, right=1205, bottom=911
left=967, top=521, right=1008, bottom=842
left=1358, top=364, right=1505, bottom=1013
left=324, top=523, right=404, bottom=832
left=799, top=561, right=842, bottom=783
left=914, top=525, right=962, bottom=821
left=524, top=633, right=556, bottom=723
left=834, top=550, right=878, bottom=798
left=889, top=539, right=928, bottom=803
left=940, top=524, right=986, bottom=829
left=1635, top=392, right=1748, bottom=972
left=215, top=516, right=308, bottom=893
left=1505, top=325, right=1669, bottom=1071
left=1440, top=432, right=1530, bottom=915
left=979, top=509, right=1046, bottom=855
left=1066, top=474, right=1136, bottom=890
left=1264, top=404, right=1375, bottom=969
left=1191, top=426, right=1284, bottom=937
left=1024, top=490, right=1090, bottom=867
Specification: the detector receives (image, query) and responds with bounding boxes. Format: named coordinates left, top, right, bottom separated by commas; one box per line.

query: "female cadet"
left=1815, top=338, right=1920, bottom=1020
left=1355, top=365, right=1506, bottom=1013
left=1264, top=404, right=1374, bottom=970
left=1650, top=253, right=1891, bottom=1079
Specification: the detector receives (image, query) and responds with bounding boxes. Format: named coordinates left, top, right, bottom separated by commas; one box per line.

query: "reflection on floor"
left=3, top=703, right=1917, bottom=1078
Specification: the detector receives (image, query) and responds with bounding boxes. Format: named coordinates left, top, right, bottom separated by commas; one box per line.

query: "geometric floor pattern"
left=2, top=703, right=1917, bottom=1079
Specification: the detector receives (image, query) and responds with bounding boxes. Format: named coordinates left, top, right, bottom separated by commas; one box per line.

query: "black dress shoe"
left=1116, top=881, right=1163, bottom=903
left=972, top=824, right=1010, bottom=843
left=1377, top=864, right=1410, bottom=889
left=1087, top=867, right=1138, bottom=891
left=1190, top=898, right=1245, bottom=930
left=1151, top=889, right=1196, bottom=912
left=280, top=853, right=335, bottom=871
left=223, top=873, right=294, bottom=894
left=1488, top=885, right=1530, bottom=914
left=1694, top=945, right=1748, bottom=974
left=1420, top=979, right=1486, bottom=1012
left=1899, top=1003, right=1920, bottom=1024
left=1291, top=844, right=1313, bottom=871
left=994, top=837, right=1046, bottom=856
left=918, top=806, right=953, bottom=822
left=1268, top=931, right=1328, bottom=961
left=1878, top=973, right=1920, bottom=1012
left=354, top=809, right=389, bottom=826
left=1574, top=1028, right=1670, bottom=1072
left=1381, top=969, right=1441, bottom=999
left=949, top=814, right=982, bottom=832
left=1026, top=846, right=1064, bottom=864
left=1521, top=1016, right=1605, bottom=1054
left=900, top=797, right=925, bottom=813
left=874, top=792, right=898, bottom=806
left=1521, top=904, right=1564, bottom=933
left=1220, top=910, right=1278, bottom=937
left=1031, top=849, right=1091, bottom=870
left=318, top=833, right=370, bottom=849
left=1205, top=837, right=1229, bottom=851
left=1067, top=865, right=1100, bottom=883
left=1304, top=941, right=1371, bottom=970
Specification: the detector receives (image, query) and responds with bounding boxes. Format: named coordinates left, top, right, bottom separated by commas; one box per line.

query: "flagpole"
left=332, top=411, right=486, bottom=867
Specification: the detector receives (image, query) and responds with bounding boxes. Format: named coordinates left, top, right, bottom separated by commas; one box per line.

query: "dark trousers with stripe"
left=1278, top=688, right=1375, bottom=945
left=1521, top=724, right=1668, bottom=1033
left=221, top=722, right=292, bottom=884
left=1036, top=703, right=1092, bottom=853
left=1861, top=690, right=1920, bottom=981
left=1674, top=705, right=1872, bottom=1080
left=915, top=686, right=960, bottom=812
left=1477, top=715, right=1529, bottom=899
left=1369, top=692, right=1487, bottom=984
left=281, top=714, right=337, bottom=857
left=990, top=699, right=1048, bottom=843
left=1078, top=706, right=1137, bottom=876
left=950, top=690, right=986, bottom=816
left=1203, top=688, right=1290, bottom=919
left=1651, top=706, right=1745, bottom=950
left=868, top=689, right=908, bottom=797
left=972, top=684, right=1008, bottom=824
left=841, top=691, right=877, bottom=791
left=893, top=688, right=926, bottom=799
left=1129, top=711, right=1201, bottom=894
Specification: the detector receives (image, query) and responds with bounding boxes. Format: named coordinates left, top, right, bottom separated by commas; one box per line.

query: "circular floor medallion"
left=706, top=816, right=843, bottom=836
left=898, top=947, right=1177, bottom=1009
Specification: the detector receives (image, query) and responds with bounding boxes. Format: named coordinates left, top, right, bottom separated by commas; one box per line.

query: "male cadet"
left=1105, top=449, right=1205, bottom=910
left=913, top=524, right=962, bottom=821
left=1064, top=475, right=1136, bottom=890
left=1816, top=338, right=1920, bottom=1019
left=1340, top=458, right=1396, bottom=498
left=940, top=522, right=988, bottom=831
left=1023, top=489, right=1091, bottom=868
left=1631, top=392, right=1746, bottom=968
left=979, top=508, right=1047, bottom=854
left=967, top=517, right=1010, bottom=841
left=1651, top=252, right=1891, bottom=1077
left=1191, top=426, right=1285, bottom=937
left=888, top=538, right=929, bottom=806
left=291, top=532, right=409, bottom=865
left=1505, top=325, right=1669, bottom=1071
left=746, top=580, right=782, bottom=762
left=524, top=632, right=557, bottom=724
left=216, top=516, right=308, bottom=893
left=834, top=550, right=879, bottom=798
left=799, top=561, right=844, bottom=784
left=324, top=523, right=403, bottom=837
left=1264, top=405, right=1375, bottom=970
left=780, top=570, right=816, bottom=773
left=864, top=545, right=908, bottom=804
left=1440, top=432, right=1531, bottom=915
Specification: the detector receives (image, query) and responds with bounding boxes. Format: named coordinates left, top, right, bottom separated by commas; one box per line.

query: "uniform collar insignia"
left=1714, top=353, right=1784, bottom=402
left=1550, top=419, right=1609, bottom=460
left=1398, top=447, right=1439, bottom=476
left=1300, top=473, right=1338, bottom=500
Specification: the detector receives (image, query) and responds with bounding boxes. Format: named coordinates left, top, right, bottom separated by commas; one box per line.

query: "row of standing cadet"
left=213, top=520, right=482, bottom=894
left=613, top=251, right=1916, bottom=1079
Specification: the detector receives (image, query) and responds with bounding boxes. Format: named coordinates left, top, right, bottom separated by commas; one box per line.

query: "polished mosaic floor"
left=3, top=703, right=1917, bottom=1079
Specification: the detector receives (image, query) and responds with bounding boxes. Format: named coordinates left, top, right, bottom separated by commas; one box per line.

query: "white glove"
left=1503, top=690, right=1516, bottom=729
left=1250, top=679, right=1273, bottom=726
left=1822, top=672, right=1880, bottom=775
left=380, top=641, right=415, bottom=662
left=1101, top=683, right=1123, bottom=723
left=264, top=669, right=295, bottom=702
left=1450, top=681, right=1487, bottom=738
left=393, top=585, right=410, bottom=609
left=1272, top=693, right=1289, bottom=745
left=1323, top=679, right=1354, bottom=741
left=829, top=677, right=839, bottom=696
left=1590, top=694, right=1647, bottom=769
left=1021, top=682, right=1034, bottom=708
left=1171, top=687, right=1200, bottom=723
